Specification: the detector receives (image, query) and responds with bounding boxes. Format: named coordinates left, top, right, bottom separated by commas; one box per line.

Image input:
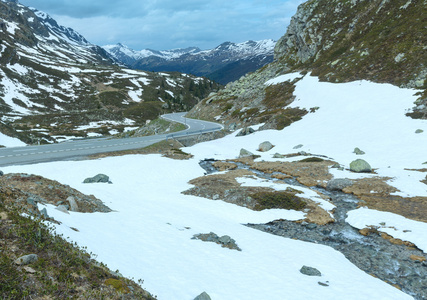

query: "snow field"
left=2, top=74, right=426, bottom=299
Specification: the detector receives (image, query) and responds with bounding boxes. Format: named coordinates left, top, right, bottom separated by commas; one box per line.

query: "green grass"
left=251, top=191, right=307, bottom=211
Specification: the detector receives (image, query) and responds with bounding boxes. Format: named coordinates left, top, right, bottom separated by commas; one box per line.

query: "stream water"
left=199, top=160, right=427, bottom=299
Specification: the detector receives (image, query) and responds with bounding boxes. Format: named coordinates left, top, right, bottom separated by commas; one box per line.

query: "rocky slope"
left=0, top=0, right=220, bottom=145
left=104, top=40, right=275, bottom=84
left=187, top=0, right=427, bottom=128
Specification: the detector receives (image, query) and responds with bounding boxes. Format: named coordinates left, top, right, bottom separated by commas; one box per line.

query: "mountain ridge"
left=104, top=40, right=276, bottom=84
left=0, top=0, right=220, bottom=145
left=187, top=0, right=427, bottom=128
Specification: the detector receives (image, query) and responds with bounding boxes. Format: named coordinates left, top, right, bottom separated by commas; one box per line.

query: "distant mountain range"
left=103, top=40, right=276, bottom=84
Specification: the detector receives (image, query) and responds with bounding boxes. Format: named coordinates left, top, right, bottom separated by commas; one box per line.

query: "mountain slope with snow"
left=3, top=73, right=426, bottom=299
left=103, top=40, right=276, bottom=84
left=0, top=0, right=220, bottom=146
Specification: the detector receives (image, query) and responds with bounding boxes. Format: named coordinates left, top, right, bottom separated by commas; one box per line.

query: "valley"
left=1, top=0, right=426, bottom=299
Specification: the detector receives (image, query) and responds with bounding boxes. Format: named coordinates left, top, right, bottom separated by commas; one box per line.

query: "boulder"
left=236, top=127, right=255, bottom=137
left=273, top=153, right=286, bottom=158
left=67, top=196, right=79, bottom=212
left=239, top=148, right=254, bottom=158
left=194, top=292, right=212, bottom=300
left=350, top=159, right=372, bottom=173
left=353, top=147, right=365, bottom=155
left=415, top=129, right=424, bottom=134
left=56, top=205, right=70, bottom=214
left=326, top=178, right=353, bottom=191
left=40, top=208, right=49, bottom=219
left=293, top=144, right=303, bottom=149
left=258, top=141, right=274, bottom=152
left=300, top=265, right=322, bottom=277
left=14, top=254, right=38, bottom=266
left=83, top=174, right=111, bottom=184
left=0, top=170, right=3, bottom=176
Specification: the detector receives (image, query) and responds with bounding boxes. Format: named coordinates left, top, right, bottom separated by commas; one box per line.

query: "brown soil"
left=343, top=178, right=427, bottom=223
left=89, top=139, right=193, bottom=160
left=236, top=159, right=335, bottom=187
left=183, top=169, right=334, bottom=225
left=0, top=173, right=111, bottom=215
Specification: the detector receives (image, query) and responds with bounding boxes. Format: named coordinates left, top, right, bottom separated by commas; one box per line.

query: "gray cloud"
left=19, top=0, right=304, bottom=50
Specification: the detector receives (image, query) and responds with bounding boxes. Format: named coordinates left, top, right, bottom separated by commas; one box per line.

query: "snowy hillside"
left=3, top=73, right=426, bottom=299
left=0, top=0, right=220, bottom=145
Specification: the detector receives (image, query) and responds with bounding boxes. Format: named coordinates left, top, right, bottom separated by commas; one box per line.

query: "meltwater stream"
left=199, top=160, right=427, bottom=299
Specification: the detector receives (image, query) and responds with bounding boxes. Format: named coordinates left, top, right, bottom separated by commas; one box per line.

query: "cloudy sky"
left=19, top=0, right=305, bottom=51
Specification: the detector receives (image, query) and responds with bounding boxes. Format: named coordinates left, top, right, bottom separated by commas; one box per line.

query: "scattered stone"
left=83, top=174, right=111, bottom=184
left=23, top=266, right=36, bottom=274
left=331, top=163, right=341, bottom=168
left=410, top=255, right=426, bottom=262
left=56, top=205, right=70, bottom=214
left=300, top=265, right=322, bottom=277
left=318, top=281, right=329, bottom=287
left=14, top=254, right=38, bottom=265
left=0, top=212, right=8, bottom=220
left=40, top=208, right=49, bottom=219
left=293, top=144, right=303, bottom=149
left=353, top=147, right=365, bottom=155
left=349, top=159, right=372, bottom=173
left=273, top=153, right=286, bottom=158
left=236, top=127, right=255, bottom=136
left=239, top=148, right=255, bottom=158
left=27, top=197, right=37, bottom=207
left=228, top=122, right=237, bottom=131
left=67, top=196, right=79, bottom=212
left=415, top=129, right=424, bottom=134
left=0, top=170, right=3, bottom=176
left=326, top=178, right=353, bottom=191
left=194, top=292, right=212, bottom=300
left=193, top=232, right=241, bottom=251
left=258, top=141, right=274, bottom=152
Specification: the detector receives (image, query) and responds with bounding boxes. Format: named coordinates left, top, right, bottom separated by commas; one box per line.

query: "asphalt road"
left=0, top=112, right=223, bottom=167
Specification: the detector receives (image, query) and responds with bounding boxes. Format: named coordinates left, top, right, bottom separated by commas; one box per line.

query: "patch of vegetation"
left=263, top=81, right=296, bottom=109
left=251, top=190, right=307, bottom=211
left=123, top=102, right=163, bottom=122
left=0, top=200, right=155, bottom=299
left=298, top=157, right=325, bottom=163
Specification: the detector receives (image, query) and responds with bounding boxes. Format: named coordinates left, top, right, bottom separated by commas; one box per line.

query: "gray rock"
left=0, top=170, right=3, bottom=176
left=326, top=178, right=353, bottom=191
left=236, top=127, right=255, bottom=137
left=40, top=208, right=49, bottom=219
left=415, top=129, right=424, bottom=134
left=27, top=197, right=37, bottom=207
left=219, top=235, right=232, bottom=244
left=258, top=141, right=274, bottom=152
left=83, top=174, right=110, bottom=184
left=67, top=196, right=79, bottom=212
left=293, top=144, right=304, bottom=149
left=56, top=205, right=70, bottom=214
left=194, top=292, right=212, bottom=300
left=239, top=148, right=254, bottom=158
left=300, top=265, right=322, bottom=277
left=353, top=147, right=365, bottom=155
left=14, top=254, right=38, bottom=265
left=228, top=122, right=237, bottom=131
left=273, top=153, right=286, bottom=158
left=331, top=163, right=341, bottom=168
left=350, top=159, right=372, bottom=173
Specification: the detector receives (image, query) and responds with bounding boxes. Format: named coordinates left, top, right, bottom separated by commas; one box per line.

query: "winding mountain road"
left=0, top=113, right=223, bottom=167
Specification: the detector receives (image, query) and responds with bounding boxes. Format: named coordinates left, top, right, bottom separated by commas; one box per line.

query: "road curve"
left=0, top=112, right=223, bottom=167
